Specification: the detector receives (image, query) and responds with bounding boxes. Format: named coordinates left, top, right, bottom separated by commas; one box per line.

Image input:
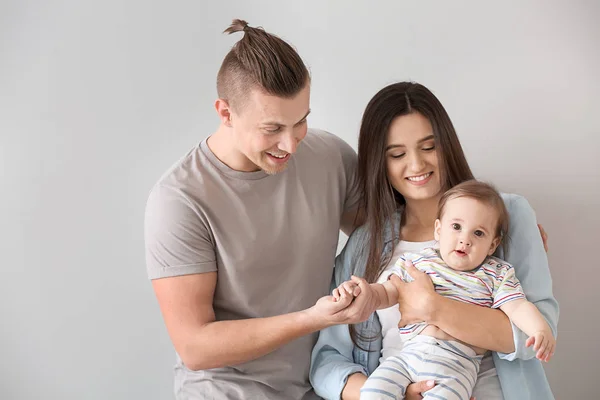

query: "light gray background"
left=1, top=1, right=598, bottom=399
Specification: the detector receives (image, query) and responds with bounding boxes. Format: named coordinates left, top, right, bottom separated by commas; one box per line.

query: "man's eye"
left=474, top=230, right=485, bottom=237
left=452, top=223, right=461, bottom=230
left=265, top=127, right=281, bottom=133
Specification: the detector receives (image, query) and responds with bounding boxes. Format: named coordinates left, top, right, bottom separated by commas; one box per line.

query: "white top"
left=375, top=239, right=437, bottom=361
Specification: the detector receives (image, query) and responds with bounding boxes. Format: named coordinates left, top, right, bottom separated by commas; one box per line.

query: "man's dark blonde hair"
left=437, top=180, right=510, bottom=247
left=217, top=19, right=310, bottom=111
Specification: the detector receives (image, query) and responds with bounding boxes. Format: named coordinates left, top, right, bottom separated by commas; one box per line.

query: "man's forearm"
left=180, top=309, right=325, bottom=371
left=429, top=295, right=515, bottom=353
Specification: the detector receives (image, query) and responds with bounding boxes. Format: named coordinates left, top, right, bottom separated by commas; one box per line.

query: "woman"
left=309, top=82, right=558, bottom=400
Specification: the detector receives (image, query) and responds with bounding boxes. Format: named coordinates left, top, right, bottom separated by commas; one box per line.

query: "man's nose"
left=278, top=131, right=297, bottom=154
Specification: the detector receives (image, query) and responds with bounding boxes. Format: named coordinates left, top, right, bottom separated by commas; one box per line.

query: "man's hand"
left=309, top=289, right=355, bottom=328
left=338, top=276, right=379, bottom=324
left=388, top=260, right=437, bottom=327
left=312, top=275, right=378, bottom=327
left=526, top=330, right=556, bottom=362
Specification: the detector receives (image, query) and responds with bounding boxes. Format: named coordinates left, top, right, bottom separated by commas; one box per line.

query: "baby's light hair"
left=437, top=180, right=509, bottom=250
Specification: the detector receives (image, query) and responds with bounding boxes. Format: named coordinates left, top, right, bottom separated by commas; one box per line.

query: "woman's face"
left=385, top=112, right=443, bottom=203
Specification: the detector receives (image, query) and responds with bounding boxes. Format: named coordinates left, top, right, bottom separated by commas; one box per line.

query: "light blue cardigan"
left=310, top=194, right=559, bottom=400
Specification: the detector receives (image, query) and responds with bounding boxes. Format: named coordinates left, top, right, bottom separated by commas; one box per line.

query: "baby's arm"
left=371, top=279, right=399, bottom=309
left=332, top=276, right=399, bottom=310
left=500, top=299, right=556, bottom=362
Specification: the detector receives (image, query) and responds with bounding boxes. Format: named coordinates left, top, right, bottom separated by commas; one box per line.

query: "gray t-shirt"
left=145, top=128, right=360, bottom=399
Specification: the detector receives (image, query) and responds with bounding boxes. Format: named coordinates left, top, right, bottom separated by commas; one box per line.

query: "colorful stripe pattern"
left=394, top=247, right=526, bottom=340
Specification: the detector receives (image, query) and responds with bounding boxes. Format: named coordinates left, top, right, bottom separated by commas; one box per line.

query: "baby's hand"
left=332, top=280, right=361, bottom=302
left=526, top=331, right=556, bottom=362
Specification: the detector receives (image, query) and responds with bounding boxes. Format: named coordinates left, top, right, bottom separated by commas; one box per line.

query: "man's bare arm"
left=153, top=272, right=371, bottom=370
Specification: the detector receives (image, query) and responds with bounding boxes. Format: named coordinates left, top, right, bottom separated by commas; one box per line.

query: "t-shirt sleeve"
left=144, top=184, right=217, bottom=280
left=494, top=194, right=559, bottom=361
left=491, top=263, right=526, bottom=308
left=391, top=253, right=423, bottom=282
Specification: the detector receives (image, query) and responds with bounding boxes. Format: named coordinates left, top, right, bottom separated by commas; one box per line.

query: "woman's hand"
left=405, top=380, right=435, bottom=399
left=388, top=260, right=438, bottom=327
left=538, top=224, right=549, bottom=252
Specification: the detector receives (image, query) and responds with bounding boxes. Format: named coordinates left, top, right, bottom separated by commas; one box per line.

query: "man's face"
left=229, top=84, right=310, bottom=175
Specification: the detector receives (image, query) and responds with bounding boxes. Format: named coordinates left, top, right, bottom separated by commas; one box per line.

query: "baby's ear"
left=434, top=219, right=441, bottom=241
left=488, top=236, right=501, bottom=255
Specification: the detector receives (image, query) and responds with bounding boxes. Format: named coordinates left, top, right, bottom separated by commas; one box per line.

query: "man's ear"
left=434, top=219, right=441, bottom=241
left=488, top=236, right=501, bottom=256
left=215, top=98, right=233, bottom=127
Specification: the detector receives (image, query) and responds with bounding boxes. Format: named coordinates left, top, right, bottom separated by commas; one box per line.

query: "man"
left=144, top=19, right=375, bottom=399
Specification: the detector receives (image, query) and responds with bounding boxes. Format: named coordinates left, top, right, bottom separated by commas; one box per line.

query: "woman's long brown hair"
left=351, top=82, right=475, bottom=346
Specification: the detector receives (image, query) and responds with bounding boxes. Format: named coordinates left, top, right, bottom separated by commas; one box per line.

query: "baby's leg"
left=401, top=337, right=480, bottom=400
left=360, top=354, right=414, bottom=400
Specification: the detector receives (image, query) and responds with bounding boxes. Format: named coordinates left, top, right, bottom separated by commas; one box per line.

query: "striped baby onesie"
left=393, top=247, right=526, bottom=342
left=361, top=248, right=526, bottom=400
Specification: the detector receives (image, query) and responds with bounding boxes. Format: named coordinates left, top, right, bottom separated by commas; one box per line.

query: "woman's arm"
left=390, top=269, right=515, bottom=352
left=495, top=194, right=559, bottom=360
left=310, top=227, right=372, bottom=400
left=341, top=373, right=368, bottom=400
left=501, top=299, right=556, bottom=361
left=432, top=296, right=515, bottom=352
left=310, top=322, right=369, bottom=399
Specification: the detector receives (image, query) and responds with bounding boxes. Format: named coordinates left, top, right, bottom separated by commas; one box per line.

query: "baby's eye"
left=452, top=223, right=461, bottom=230
left=474, top=230, right=485, bottom=237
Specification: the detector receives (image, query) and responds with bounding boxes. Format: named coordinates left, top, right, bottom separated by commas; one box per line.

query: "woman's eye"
left=452, top=223, right=461, bottom=230
left=391, top=153, right=406, bottom=159
left=422, top=145, right=435, bottom=151
left=474, top=230, right=485, bottom=237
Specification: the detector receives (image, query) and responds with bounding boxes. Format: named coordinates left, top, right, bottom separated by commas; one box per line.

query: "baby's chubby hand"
left=332, top=279, right=361, bottom=302
left=526, top=330, right=556, bottom=362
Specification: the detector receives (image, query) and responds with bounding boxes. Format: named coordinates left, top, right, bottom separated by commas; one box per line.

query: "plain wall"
left=1, top=1, right=598, bottom=399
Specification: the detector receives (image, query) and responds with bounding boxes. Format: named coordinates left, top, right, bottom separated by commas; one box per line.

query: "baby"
left=334, top=180, right=556, bottom=400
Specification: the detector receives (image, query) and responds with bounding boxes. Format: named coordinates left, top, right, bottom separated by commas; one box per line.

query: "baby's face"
left=434, top=196, right=501, bottom=271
